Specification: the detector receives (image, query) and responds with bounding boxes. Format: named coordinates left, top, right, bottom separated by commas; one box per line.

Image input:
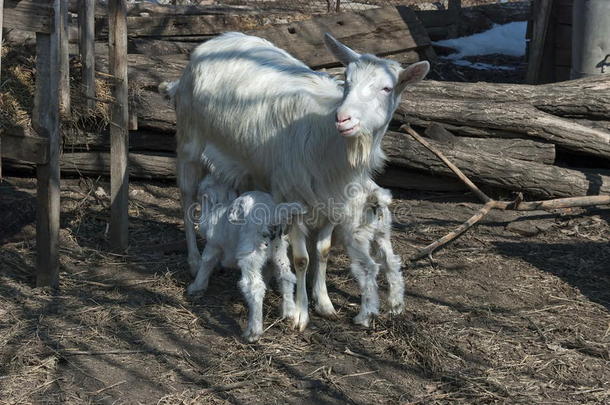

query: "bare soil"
left=1, top=176, right=609, bottom=404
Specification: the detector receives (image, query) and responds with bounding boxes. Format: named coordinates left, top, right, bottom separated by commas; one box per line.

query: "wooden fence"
left=0, top=0, right=130, bottom=286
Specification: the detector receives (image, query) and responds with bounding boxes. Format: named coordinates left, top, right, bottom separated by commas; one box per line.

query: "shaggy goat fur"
left=162, top=32, right=428, bottom=330
left=189, top=175, right=305, bottom=342
left=336, top=183, right=404, bottom=327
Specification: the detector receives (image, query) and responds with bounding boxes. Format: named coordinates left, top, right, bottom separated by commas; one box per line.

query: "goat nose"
left=336, top=113, right=351, bottom=123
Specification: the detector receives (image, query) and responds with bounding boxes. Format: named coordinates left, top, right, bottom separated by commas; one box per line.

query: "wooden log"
left=3, top=0, right=52, bottom=33
left=424, top=123, right=555, bottom=164
left=5, top=151, right=176, bottom=179
left=405, top=76, right=610, bottom=120
left=79, top=0, right=96, bottom=111
left=376, top=167, right=466, bottom=192
left=382, top=131, right=610, bottom=199
left=108, top=0, right=129, bottom=251
left=32, top=1, right=61, bottom=288
left=396, top=97, right=610, bottom=160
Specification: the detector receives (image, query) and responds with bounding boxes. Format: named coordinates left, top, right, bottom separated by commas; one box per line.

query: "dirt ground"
left=1, top=175, right=609, bottom=404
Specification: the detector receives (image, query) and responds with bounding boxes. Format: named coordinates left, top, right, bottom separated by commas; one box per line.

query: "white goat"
left=333, top=182, right=403, bottom=327
left=161, top=32, right=428, bottom=330
left=189, top=175, right=305, bottom=342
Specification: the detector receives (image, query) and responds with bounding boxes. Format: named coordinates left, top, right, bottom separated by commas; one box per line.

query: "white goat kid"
left=335, top=183, right=403, bottom=327
left=189, top=176, right=305, bottom=342
left=162, top=32, right=429, bottom=331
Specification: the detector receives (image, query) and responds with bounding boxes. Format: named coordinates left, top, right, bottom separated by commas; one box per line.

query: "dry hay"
left=0, top=44, right=126, bottom=139
left=1, top=177, right=609, bottom=404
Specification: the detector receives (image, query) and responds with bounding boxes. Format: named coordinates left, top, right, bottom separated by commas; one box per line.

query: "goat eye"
left=382, top=86, right=393, bottom=93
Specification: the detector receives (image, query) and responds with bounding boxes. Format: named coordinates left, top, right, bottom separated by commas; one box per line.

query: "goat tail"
left=158, top=80, right=180, bottom=103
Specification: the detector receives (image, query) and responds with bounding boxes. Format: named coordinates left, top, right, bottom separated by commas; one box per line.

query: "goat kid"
left=189, top=175, right=305, bottom=342
left=334, top=182, right=403, bottom=327
left=161, top=32, right=429, bottom=331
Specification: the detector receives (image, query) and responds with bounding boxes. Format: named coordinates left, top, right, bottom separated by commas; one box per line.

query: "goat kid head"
left=324, top=33, right=430, bottom=139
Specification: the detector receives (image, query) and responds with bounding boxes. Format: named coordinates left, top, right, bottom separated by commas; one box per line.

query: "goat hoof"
left=387, top=302, right=405, bottom=315
left=243, top=328, right=263, bottom=343
left=315, top=303, right=338, bottom=320
left=353, top=312, right=371, bottom=328
left=186, top=283, right=206, bottom=296
left=291, top=309, right=309, bottom=332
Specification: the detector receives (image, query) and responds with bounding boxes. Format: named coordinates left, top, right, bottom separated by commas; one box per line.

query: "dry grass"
left=1, top=177, right=609, bottom=404
left=0, top=45, right=119, bottom=138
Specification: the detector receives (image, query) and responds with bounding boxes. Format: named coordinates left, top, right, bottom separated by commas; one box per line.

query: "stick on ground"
left=399, top=125, right=610, bottom=261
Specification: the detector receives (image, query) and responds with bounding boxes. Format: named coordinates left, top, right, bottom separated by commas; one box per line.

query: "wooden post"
left=1, top=0, right=4, bottom=179
left=33, top=0, right=62, bottom=287
left=108, top=0, right=129, bottom=251
left=526, top=0, right=553, bottom=84
left=448, top=0, right=461, bottom=38
left=58, top=0, right=70, bottom=115
left=79, top=0, right=96, bottom=111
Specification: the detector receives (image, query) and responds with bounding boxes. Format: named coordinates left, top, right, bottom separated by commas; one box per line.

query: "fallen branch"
left=400, top=125, right=610, bottom=260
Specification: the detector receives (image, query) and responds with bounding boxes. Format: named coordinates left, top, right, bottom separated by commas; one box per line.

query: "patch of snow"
left=434, top=21, right=527, bottom=59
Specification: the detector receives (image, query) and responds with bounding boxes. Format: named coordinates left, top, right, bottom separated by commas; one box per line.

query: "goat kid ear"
left=396, top=61, right=430, bottom=93
left=324, top=33, right=360, bottom=66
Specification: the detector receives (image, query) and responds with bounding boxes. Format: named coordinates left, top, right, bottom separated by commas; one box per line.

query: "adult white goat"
left=161, top=32, right=429, bottom=330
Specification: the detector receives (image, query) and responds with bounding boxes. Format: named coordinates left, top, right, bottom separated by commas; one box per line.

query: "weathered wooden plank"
left=108, top=0, right=129, bottom=251
left=248, top=6, right=431, bottom=69
left=32, top=1, right=61, bottom=288
left=1, top=0, right=4, bottom=178
left=79, top=0, right=96, bottom=111
left=62, top=128, right=176, bottom=152
left=3, top=0, right=53, bottom=33
left=96, top=13, right=294, bottom=38
left=0, top=134, right=49, bottom=164
left=59, top=0, right=70, bottom=115
left=415, top=9, right=455, bottom=28
left=526, top=0, right=553, bottom=84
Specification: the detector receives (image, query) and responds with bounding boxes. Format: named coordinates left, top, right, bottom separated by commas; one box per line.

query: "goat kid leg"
left=187, top=245, right=220, bottom=295
left=238, top=251, right=267, bottom=342
left=177, top=155, right=205, bottom=276
left=376, top=237, right=405, bottom=314
left=289, top=225, right=309, bottom=331
left=312, top=222, right=337, bottom=319
left=270, top=236, right=296, bottom=319
left=347, top=239, right=380, bottom=327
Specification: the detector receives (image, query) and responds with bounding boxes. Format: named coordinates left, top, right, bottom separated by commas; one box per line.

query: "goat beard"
left=345, top=130, right=373, bottom=168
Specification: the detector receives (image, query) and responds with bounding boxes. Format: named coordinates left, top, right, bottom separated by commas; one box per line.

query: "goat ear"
left=324, top=33, right=360, bottom=66
left=396, top=61, right=430, bottom=93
